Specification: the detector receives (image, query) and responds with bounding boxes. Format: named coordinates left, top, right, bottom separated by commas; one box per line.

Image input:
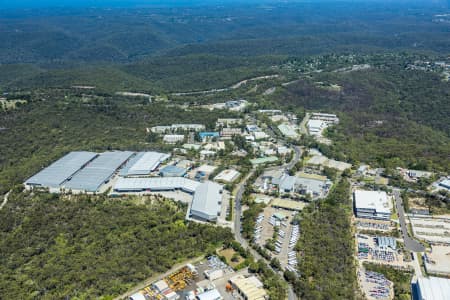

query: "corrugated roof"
left=64, top=151, right=133, bottom=192
left=418, top=276, right=450, bottom=300
left=25, top=151, right=98, bottom=188
left=160, top=165, right=187, bottom=177
left=230, top=275, right=267, bottom=300
left=125, top=152, right=170, bottom=175
left=190, top=181, right=222, bottom=221
left=114, top=177, right=200, bottom=193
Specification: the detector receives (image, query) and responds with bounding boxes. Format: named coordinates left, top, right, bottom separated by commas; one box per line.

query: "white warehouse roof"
left=354, top=190, right=391, bottom=215
left=196, top=289, right=222, bottom=300
left=416, top=276, right=450, bottom=300
left=190, top=181, right=223, bottom=222
left=124, top=151, right=170, bottom=176
left=114, top=177, right=201, bottom=193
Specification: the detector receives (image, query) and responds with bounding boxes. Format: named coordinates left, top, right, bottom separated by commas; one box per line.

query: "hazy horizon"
left=1, top=0, right=445, bottom=9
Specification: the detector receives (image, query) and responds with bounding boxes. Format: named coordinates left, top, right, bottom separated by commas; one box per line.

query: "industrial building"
left=310, top=113, right=339, bottom=124
left=216, top=118, right=243, bottom=127
left=307, top=119, right=326, bottom=136
left=277, top=124, right=298, bottom=139
left=199, top=132, right=220, bottom=142
left=377, top=236, right=396, bottom=250
left=189, top=181, right=223, bottom=222
left=160, top=165, right=187, bottom=177
left=114, top=177, right=201, bottom=194
left=121, top=152, right=170, bottom=176
left=24, top=151, right=98, bottom=188
left=164, top=135, right=185, bottom=144
left=412, top=276, right=450, bottom=300
left=271, top=173, right=331, bottom=198
left=214, top=169, right=240, bottom=183
left=63, top=151, right=133, bottom=192
left=152, top=124, right=205, bottom=133
left=25, top=151, right=136, bottom=192
left=353, top=190, right=391, bottom=220
left=229, top=275, right=267, bottom=300
left=220, top=127, right=243, bottom=138
left=439, top=179, right=450, bottom=190
left=196, top=289, right=222, bottom=300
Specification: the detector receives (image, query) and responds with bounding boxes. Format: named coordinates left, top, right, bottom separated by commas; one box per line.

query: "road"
left=0, top=190, right=10, bottom=211
left=233, top=145, right=301, bottom=300
left=393, top=189, right=425, bottom=252
left=171, top=75, right=280, bottom=96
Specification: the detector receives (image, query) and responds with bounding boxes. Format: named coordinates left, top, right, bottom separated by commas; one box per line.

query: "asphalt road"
left=233, top=145, right=301, bottom=300
left=393, top=189, right=425, bottom=252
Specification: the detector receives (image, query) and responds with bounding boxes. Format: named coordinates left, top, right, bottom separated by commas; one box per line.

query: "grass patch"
left=217, top=248, right=244, bottom=268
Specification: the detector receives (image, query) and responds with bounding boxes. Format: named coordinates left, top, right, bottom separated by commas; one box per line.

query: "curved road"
left=393, top=189, right=425, bottom=252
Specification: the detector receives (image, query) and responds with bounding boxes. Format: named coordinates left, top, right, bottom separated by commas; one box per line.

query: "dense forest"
left=292, top=179, right=357, bottom=299
left=0, top=190, right=233, bottom=299
left=272, top=66, right=450, bottom=171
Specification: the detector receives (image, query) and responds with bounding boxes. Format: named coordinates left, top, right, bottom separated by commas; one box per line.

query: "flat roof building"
left=307, top=119, right=326, bottom=136
left=25, top=151, right=98, bottom=188
left=439, top=179, right=450, bottom=190
left=114, top=177, right=201, bottom=194
left=121, top=152, right=170, bottom=176
left=189, top=181, right=223, bottom=222
left=163, top=135, right=185, bottom=144
left=160, top=165, right=187, bottom=177
left=199, top=132, right=220, bottom=141
left=196, top=289, right=222, bottom=300
left=214, top=169, right=240, bottom=183
left=412, top=276, right=450, bottom=300
left=278, top=124, right=298, bottom=139
left=229, top=275, right=267, bottom=300
left=63, top=151, right=133, bottom=192
left=377, top=236, right=396, bottom=250
left=354, top=190, right=391, bottom=220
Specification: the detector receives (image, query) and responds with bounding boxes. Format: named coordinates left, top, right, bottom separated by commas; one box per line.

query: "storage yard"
left=253, top=205, right=300, bottom=273
left=358, top=269, right=393, bottom=300
left=129, top=257, right=267, bottom=300
left=356, top=235, right=406, bottom=267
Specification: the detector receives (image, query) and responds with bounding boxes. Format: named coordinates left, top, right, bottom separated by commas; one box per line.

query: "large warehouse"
left=120, top=151, right=170, bottom=176
left=113, top=177, right=201, bottom=194
left=25, top=151, right=98, bottom=189
left=189, top=181, right=223, bottom=222
left=353, top=190, right=391, bottom=220
left=412, top=276, right=450, bottom=300
left=114, top=178, right=224, bottom=223
left=63, top=151, right=133, bottom=192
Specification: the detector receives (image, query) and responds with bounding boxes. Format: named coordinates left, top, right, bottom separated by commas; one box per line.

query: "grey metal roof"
left=190, top=181, right=222, bottom=221
left=121, top=151, right=170, bottom=176
left=25, top=151, right=98, bottom=188
left=64, top=151, right=133, bottom=192
left=114, top=177, right=200, bottom=193
left=160, top=165, right=186, bottom=177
